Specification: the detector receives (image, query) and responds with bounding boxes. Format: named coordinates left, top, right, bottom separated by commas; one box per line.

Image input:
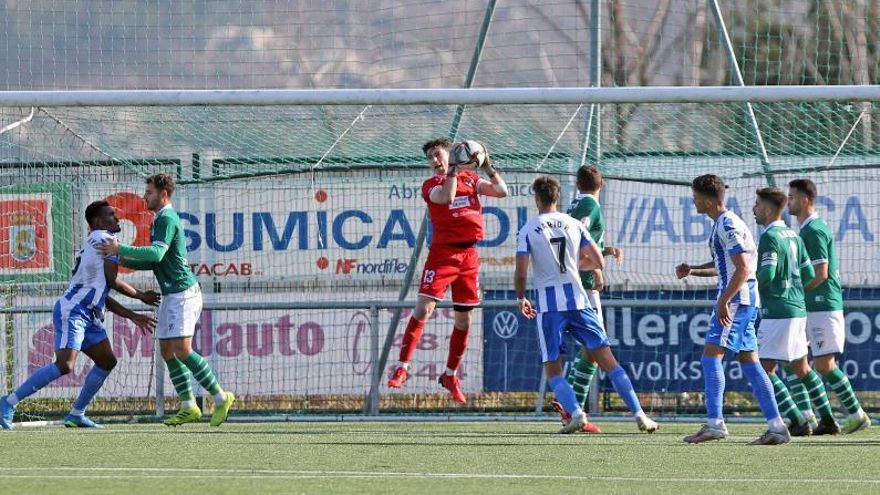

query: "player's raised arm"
left=475, top=148, right=508, bottom=198
left=429, top=163, right=459, bottom=205
left=98, top=217, right=171, bottom=263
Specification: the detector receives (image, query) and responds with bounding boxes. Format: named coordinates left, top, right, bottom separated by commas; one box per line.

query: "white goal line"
left=0, top=86, right=878, bottom=107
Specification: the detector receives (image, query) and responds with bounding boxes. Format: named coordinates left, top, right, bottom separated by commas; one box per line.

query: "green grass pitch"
left=0, top=421, right=878, bottom=495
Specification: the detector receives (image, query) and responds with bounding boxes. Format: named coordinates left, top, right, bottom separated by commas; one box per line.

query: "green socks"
left=800, top=369, right=834, bottom=420
left=183, top=352, right=224, bottom=397
left=566, top=355, right=598, bottom=410
left=824, top=367, right=862, bottom=416
left=770, top=373, right=805, bottom=426
left=165, top=356, right=195, bottom=403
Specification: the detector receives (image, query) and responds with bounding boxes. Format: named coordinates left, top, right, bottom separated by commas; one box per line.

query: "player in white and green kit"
left=752, top=187, right=838, bottom=436
left=100, top=174, right=234, bottom=427
left=551, top=166, right=623, bottom=433
left=789, top=179, right=870, bottom=433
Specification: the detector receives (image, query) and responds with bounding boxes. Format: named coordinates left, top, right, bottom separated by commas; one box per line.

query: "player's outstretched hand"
left=675, top=263, right=691, bottom=279
left=480, top=143, right=493, bottom=171
left=98, top=237, right=121, bottom=257
left=140, top=290, right=161, bottom=306
left=605, top=246, right=624, bottom=264
left=519, top=298, right=537, bottom=319
left=130, top=313, right=156, bottom=334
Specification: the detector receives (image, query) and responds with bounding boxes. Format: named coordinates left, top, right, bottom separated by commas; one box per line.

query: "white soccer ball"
left=450, top=140, right=486, bottom=167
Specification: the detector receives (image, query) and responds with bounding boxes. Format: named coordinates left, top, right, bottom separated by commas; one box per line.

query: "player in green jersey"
left=100, top=174, right=234, bottom=427
left=753, top=187, right=838, bottom=436
left=550, top=166, right=623, bottom=433
left=789, top=179, right=870, bottom=434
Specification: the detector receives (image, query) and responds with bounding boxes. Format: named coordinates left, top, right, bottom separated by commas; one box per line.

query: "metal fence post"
left=534, top=369, right=547, bottom=416
left=154, top=334, right=165, bottom=418
left=364, top=305, right=381, bottom=416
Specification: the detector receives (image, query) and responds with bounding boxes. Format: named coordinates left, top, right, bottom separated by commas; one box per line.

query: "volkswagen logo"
left=492, top=311, right=519, bottom=339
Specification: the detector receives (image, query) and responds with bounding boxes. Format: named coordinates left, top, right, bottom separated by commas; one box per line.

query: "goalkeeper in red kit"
left=387, top=137, right=508, bottom=403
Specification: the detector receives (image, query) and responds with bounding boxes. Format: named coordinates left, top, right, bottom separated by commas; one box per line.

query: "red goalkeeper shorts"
left=417, top=245, right=481, bottom=306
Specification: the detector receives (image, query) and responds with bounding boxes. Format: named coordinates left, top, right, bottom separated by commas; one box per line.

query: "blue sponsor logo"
left=176, top=206, right=532, bottom=252
left=617, top=195, right=873, bottom=244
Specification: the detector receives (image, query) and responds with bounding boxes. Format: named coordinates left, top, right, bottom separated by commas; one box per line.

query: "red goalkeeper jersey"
left=421, top=170, right=484, bottom=246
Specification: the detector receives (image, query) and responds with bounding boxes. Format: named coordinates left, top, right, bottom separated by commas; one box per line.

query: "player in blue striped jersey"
left=514, top=176, right=658, bottom=434
left=0, top=201, right=157, bottom=430
left=676, top=175, right=789, bottom=445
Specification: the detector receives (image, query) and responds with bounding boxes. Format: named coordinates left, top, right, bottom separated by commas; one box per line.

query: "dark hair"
left=146, top=173, right=175, bottom=197
left=756, top=187, right=788, bottom=212
left=422, top=138, right=451, bottom=156
left=85, top=200, right=110, bottom=227
left=533, top=176, right=561, bottom=205
left=788, top=178, right=817, bottom=202
left=691, top=174, right=727, bottom=201
left=577, top=165, right=602, bottom=192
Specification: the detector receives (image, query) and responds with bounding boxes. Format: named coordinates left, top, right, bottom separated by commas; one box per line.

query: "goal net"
left=2, top=0, right=879, bottom=422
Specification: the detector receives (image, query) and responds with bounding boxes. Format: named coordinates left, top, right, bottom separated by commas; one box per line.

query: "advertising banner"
left=483, top=290, right=880, bottom=393
left=1, top=184, right=72, bottom=282
left=11, top=293, right=482, bottom=398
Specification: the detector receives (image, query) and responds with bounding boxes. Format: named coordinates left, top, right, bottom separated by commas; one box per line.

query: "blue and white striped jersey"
left=517, top=212, right=594, bottom=313
left=62, top=230, right=119, bottom=315
left=709, top=211, right=758, bottom=306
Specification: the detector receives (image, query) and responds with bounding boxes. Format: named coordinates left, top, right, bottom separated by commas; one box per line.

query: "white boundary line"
left=7, top=414, right=778, bottom=428
left=0, top=466, right=877, bottom=484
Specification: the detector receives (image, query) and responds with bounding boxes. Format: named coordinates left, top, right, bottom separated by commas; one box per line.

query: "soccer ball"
left=450, top=140, right=486, bottom=167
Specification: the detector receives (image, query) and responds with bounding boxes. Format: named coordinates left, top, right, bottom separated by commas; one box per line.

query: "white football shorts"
left=157, top=284, right=203, bottom=340
left=757, top=317, right=808, bottom=362
left=806, top=310, right=845, bottom=356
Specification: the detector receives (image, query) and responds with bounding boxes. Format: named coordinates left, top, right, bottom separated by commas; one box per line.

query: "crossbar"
left=0, top=86, right=878, bottom=107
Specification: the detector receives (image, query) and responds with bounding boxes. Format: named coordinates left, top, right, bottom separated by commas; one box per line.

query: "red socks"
left=398, top=317, right=426, bottom=363
left=445, top=325, right=470, bottom=373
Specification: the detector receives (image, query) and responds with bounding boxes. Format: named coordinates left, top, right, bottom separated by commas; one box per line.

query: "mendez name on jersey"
left=517, top=212, right=593, bottom=313
left=62, top=230, right=119, bottom=317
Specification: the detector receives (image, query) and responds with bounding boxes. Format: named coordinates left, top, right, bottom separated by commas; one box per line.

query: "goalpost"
left=2, top=85, right=879, bottom=423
